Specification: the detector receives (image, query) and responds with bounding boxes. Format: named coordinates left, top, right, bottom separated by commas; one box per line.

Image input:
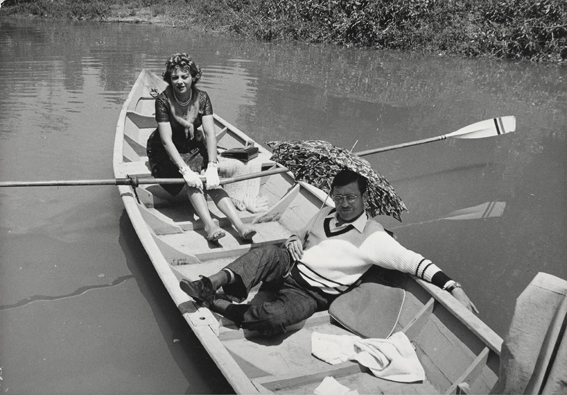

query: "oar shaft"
left=0, top=167, right=290, bottom=188
left=1, top=116, right=515, bottom=188
left=355, top=135, right=446, bottom=157
left=146, top=167, right=289, bottom=186
left=0, top=179, right=130, bottom=187
left=355, top=116, right=515, bottom=157
left=220, top=167, right=288, bottom=185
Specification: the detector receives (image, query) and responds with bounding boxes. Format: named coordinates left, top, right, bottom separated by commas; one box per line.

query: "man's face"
left=332, top=180, right=365, bottom=223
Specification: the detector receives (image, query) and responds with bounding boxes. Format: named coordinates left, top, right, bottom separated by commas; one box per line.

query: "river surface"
left=0, top=17, right=565, bottom=394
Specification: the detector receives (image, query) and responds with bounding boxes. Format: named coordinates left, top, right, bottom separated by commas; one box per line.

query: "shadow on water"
left=117, top=211, right=234, bottom=394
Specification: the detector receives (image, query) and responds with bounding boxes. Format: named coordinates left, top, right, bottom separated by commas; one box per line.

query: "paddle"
left=0, top=167, right=289, bottom=188
left=0, top=116, right=516, bottom=188
left=389, top=201, right=507, bottom=230
left=354, top=116, right=516, bottom=157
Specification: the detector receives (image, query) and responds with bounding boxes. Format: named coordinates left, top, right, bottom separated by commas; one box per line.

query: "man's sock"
left=208, top=268, right=235, bottom=290
left=211, top=300, right=249, bottom=326
left=223, top=268, right=236, bottom=283
left=211, top=298, right=232, bottom=313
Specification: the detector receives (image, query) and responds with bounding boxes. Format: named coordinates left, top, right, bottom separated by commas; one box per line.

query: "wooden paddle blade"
left=447, top=116, right=516, bottom=139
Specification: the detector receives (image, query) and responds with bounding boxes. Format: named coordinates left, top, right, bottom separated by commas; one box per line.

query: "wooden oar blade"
left=447, top=116, right=516, bottom=139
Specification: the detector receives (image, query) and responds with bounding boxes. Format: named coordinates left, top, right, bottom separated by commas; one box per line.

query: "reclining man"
left=180, top=169, right=478, bottom=336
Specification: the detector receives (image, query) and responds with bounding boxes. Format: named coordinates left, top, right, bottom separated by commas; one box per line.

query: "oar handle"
left=355, top=135, right=446, bottom=157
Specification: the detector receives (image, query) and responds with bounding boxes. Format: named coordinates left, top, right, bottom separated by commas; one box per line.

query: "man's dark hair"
left=331, top=169, right=367, bottom=194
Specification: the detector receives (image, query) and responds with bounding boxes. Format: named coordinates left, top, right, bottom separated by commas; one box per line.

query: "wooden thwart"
left=253, top=362, right=361, bottom=391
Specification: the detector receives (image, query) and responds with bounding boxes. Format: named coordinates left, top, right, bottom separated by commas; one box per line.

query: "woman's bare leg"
left=186, top=187, right=225, bottom=240
left=207, top=188, right=256, bottom=239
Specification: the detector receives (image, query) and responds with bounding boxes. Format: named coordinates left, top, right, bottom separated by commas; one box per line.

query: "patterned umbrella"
left=266, top=140, right=407, bottom=221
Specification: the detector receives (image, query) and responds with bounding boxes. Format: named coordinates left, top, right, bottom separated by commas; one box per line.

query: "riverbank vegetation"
left=2, top=0, right=566, bottom=63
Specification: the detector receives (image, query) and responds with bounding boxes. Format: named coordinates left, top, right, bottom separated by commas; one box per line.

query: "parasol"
left=266, top=140, right=407, bottom=221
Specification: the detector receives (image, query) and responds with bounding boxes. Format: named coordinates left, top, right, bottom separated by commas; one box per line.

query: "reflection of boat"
left=114, top=69, right=503, bottom=394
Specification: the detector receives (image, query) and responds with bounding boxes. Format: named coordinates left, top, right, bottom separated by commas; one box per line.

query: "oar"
left=354, top=116, right=516, bottom=157
left=390, top=201, right=507, bottom=230
left=0, top=116, right=516, bottom=188
left=0, top=167, right=289, bottom=188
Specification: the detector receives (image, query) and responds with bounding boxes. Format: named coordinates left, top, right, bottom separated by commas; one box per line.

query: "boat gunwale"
left=113, top=69, right=261, bottom=394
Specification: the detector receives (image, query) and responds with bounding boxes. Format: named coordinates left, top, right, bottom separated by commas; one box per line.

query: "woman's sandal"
left=238, top=226, right=257, bottom=241
left=206, top=227, right=226, bottom=242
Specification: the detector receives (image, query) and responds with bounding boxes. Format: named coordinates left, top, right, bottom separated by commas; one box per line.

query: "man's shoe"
left=180, top=276, right=216, bottom=305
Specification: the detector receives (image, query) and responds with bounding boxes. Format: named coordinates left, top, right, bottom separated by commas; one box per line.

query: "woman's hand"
left=286, top=238, right=304, bottom=262
left=184, top=125, right=195, bottom=140
left=451, top=288, right=479, bottom=314
left=180, top=167, right=203, bottom=191
left=204, top=164, right=220, bottom=189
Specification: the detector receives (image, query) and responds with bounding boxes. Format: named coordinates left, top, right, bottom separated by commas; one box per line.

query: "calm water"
left=0, top=17, right=565, bottom=394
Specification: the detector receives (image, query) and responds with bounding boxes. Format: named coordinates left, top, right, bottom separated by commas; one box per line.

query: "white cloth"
left=312, top=333, right=359, bottom=365
left=218, top=156, right=268, bottom=212
left=311, top=331, right=425, bottom=383
left=314, top=376, right=358, bottom=395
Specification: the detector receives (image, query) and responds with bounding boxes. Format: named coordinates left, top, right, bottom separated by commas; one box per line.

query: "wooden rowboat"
left=114, top=69, right=503, bottom=394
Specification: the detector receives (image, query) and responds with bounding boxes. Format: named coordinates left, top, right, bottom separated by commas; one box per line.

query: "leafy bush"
left=1, top=0, right=113, bottom=19
left=1, top=0, right=565, bottom=62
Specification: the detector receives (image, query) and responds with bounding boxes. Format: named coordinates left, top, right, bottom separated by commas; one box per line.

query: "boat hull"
left=114, top=69, right=503, bottom=394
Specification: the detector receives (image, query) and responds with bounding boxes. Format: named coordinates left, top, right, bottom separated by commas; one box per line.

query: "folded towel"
left=312, top=331, right=425, bottom=383
left=312, top=333, right=359, bottom=365
left=314, top=376, right=356, bottom=395
left=218, top=156, right=268, bottom=213
left=352, top=332, right=425, bottom=383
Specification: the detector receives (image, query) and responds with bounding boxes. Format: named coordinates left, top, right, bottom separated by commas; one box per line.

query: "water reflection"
left=117, top=212, right=233, bottom=394
left=0, top=15, right=565, bottom=394
left=391, top=201, right=506, bottom=230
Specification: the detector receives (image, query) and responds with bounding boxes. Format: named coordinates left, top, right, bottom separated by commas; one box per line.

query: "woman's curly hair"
left=162, top=53, right=202, bottom=84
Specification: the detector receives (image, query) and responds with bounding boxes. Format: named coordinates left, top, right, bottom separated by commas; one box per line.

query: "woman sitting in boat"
left=147, top=53, right=256, bottom=242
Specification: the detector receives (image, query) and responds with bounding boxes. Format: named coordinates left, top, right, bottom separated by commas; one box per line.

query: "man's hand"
left=451, top=288, right=479, bottom=314
left=286, top=239, right=304, bottom=262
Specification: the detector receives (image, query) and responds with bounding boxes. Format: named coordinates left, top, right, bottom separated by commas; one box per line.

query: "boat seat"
left=119, top=160, right=151, bottom=177
left=158, top=220, right=291, bottom=270
left=126, top=110, right=157, bottom=129
left=490, top=272, right=567, bottom=394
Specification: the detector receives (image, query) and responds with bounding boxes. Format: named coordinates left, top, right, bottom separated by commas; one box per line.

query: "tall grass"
left=2, top=0, right=566, bottom=62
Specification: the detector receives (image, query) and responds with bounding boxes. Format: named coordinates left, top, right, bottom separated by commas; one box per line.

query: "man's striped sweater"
left=288, top=207, right=451, bottom=295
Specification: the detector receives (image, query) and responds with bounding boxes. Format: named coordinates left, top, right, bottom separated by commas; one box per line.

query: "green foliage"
left=210, top=0, right=566, bottom=62
left=1, top=0, right=565, bottom=62
left=480, top=0, right=567, bottom=61
left=1, top=0, right=113, bottom=19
